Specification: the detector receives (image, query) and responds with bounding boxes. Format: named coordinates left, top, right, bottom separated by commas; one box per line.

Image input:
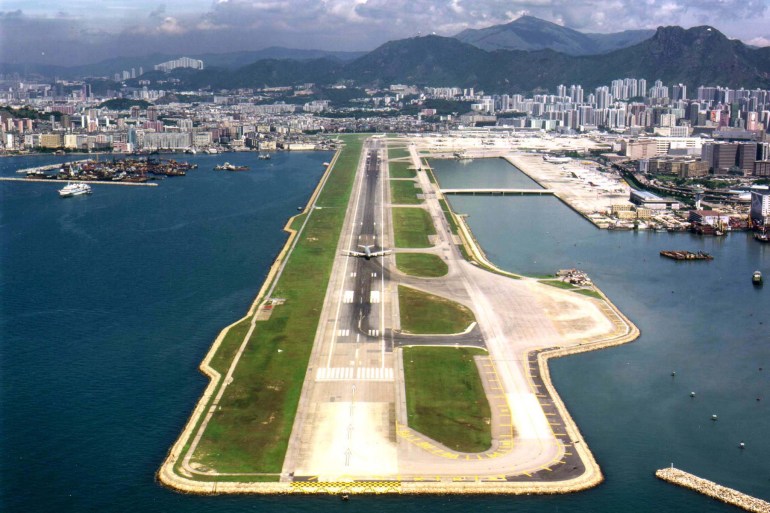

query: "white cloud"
left=2, top=0, right=770, bottom=65
left=746, top=36, right=770, bottom=47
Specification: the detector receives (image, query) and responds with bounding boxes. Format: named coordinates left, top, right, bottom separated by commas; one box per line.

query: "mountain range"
left=0, top=47, right=365, bottom=80
left=189, top=25, right=770, bottom=92
left=3, top=19, right=769, bottom=94
left=454, top=15, right=655, bottom=55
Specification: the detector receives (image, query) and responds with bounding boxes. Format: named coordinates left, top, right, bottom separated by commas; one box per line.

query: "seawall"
left=656, top=467, right=770, bottom=513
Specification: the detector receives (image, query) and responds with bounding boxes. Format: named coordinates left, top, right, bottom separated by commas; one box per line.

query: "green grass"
left=575, top=289, right=603, bottom=299
left=390, top=161, right=417, bottom=179
left=425, top=163, right=438, bottom=184
left=396, top=253, right=448, bottom=278
left=190, top=136, right=364, bottom=474
left=392, top=208, right=435, bottom=248
left=403, top=347, right=492, bottom=452
left=438, top=199, right=460, bottom=235
left=398, top=285, right=475, bottom=334
left=389, top=146, right=411, bottom=160
left=540, top=279, right=577, bottom=290
left=390, top=180, right=423, bottom=205
left=208, top=318, right=253, bottom=372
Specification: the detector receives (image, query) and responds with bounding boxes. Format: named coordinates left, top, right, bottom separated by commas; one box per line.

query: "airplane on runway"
left=343, top=245, right=392, bottom=259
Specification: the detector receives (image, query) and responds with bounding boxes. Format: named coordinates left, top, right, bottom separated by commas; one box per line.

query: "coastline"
left=158, top=138, right=640, bottom=495
left=157, top=146, right=344, bottom=493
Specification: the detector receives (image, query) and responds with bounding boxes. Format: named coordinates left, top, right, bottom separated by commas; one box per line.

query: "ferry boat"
left=59, top=182, right=92, bottom=197
left=752, top=270, right=763, bottom=285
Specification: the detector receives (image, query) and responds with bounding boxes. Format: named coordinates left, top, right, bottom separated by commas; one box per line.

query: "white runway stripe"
left=315, top=367, right=394, bottom=381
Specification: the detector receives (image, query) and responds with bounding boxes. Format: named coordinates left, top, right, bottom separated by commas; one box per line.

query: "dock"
left=0, top=177, right=158, bottom=187
left=656, top=467, right=770, bottom=513
left=440, top=188, right=554, bottom=196
left=15, top=159, right=90, bottom=174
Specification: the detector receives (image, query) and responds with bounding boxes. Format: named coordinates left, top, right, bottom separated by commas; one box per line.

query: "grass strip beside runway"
left=396, top=253, right=448, bottom=278
left=388, top=146, right=411, bottom=160
left=389, top=162, right=417, bottom=178
left=390, top=180, right=423, bottom=205
left=392, top=207, right=435, bottom=248
left=403, top=347, right=492, bottom=453
left=188, top=136, right=365, bottom=475
left=398, top=285, right=475, bottom=334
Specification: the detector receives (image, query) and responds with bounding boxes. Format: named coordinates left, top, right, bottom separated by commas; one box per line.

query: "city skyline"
left=1, top=0, right=769, bottom=66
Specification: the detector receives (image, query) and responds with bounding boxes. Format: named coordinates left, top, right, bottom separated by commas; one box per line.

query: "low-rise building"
left=630, top=189, right=680, bottom=210
left=688, top=209, right=730, bottom=226
left=647, top=156, right=709, bottom=178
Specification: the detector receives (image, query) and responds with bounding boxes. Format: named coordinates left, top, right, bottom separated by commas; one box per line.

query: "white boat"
left=59, top=182, right=92, bottom=197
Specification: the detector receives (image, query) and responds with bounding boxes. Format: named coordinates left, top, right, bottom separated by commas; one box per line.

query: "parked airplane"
left=344, top=245, right=392, bottom=259
left=543, top=155, right=571, bottom=164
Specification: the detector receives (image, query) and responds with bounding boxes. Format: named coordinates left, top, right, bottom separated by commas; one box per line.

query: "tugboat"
left=753, top=270, right=763, bottom=286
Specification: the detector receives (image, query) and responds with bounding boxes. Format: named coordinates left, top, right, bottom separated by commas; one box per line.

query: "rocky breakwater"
left=656, top=467, right=770, bottom=513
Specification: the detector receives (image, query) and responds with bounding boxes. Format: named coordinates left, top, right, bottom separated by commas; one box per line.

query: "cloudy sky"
left=1, top=0, right=768, bottom=66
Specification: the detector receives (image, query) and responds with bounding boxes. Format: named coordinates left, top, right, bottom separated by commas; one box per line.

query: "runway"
left=280, top=137, right=635, bottom=487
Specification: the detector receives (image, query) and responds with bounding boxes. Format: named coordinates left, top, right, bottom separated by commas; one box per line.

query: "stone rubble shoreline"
left=656, top=467, right=770, bottom=513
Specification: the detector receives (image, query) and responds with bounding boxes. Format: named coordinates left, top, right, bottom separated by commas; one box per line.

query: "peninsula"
left=159, top=134, right=639, bottom=494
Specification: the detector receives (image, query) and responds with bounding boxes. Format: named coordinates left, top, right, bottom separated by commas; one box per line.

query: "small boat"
left=258, top=153, right=272, bottom=160
left=59, top=182, right=92, bottom=197
left=754, top=228, right=770, bottom=243
left=214, top=162, right=248, bottom=171
left=660, top=250, right=713, bottom=261
left=753, top=270, right=763, bottom=285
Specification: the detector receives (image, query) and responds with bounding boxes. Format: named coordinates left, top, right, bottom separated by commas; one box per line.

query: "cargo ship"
left=660, top=250, right=714, bottom=261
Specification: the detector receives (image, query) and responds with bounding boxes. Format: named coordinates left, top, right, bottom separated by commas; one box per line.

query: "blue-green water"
left=433, top=158, right=770, bottom=508
left=0, top=152, right=767, bottom=512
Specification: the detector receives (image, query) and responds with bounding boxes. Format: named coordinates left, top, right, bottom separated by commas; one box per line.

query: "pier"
left=440, top=188, right=554, bottom=196
left=656, top=467, right=770, bottom=513
left=0, top=177, right=158, bottom=187
left=15, top=159, right=91, bottom=174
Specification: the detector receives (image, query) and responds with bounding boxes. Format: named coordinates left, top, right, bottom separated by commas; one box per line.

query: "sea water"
left=1, top=153, right=767, bottom=512
left=434, top=158, right=770, bottom=509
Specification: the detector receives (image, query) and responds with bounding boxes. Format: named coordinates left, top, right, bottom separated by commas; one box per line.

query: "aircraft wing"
left=343, top=250, right=367, bottom=257
left=368, top=250, right=392, bottom=257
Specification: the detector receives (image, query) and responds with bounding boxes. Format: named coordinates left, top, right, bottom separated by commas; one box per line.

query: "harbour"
left=2, top=152, right=768, bottom=512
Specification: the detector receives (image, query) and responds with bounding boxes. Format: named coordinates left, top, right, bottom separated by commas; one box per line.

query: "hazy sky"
left=1, top=0, right=768, bottom=66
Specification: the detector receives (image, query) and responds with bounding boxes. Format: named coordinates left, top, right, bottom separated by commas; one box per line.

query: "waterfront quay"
left=656, top=467, right=770, bottom=513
